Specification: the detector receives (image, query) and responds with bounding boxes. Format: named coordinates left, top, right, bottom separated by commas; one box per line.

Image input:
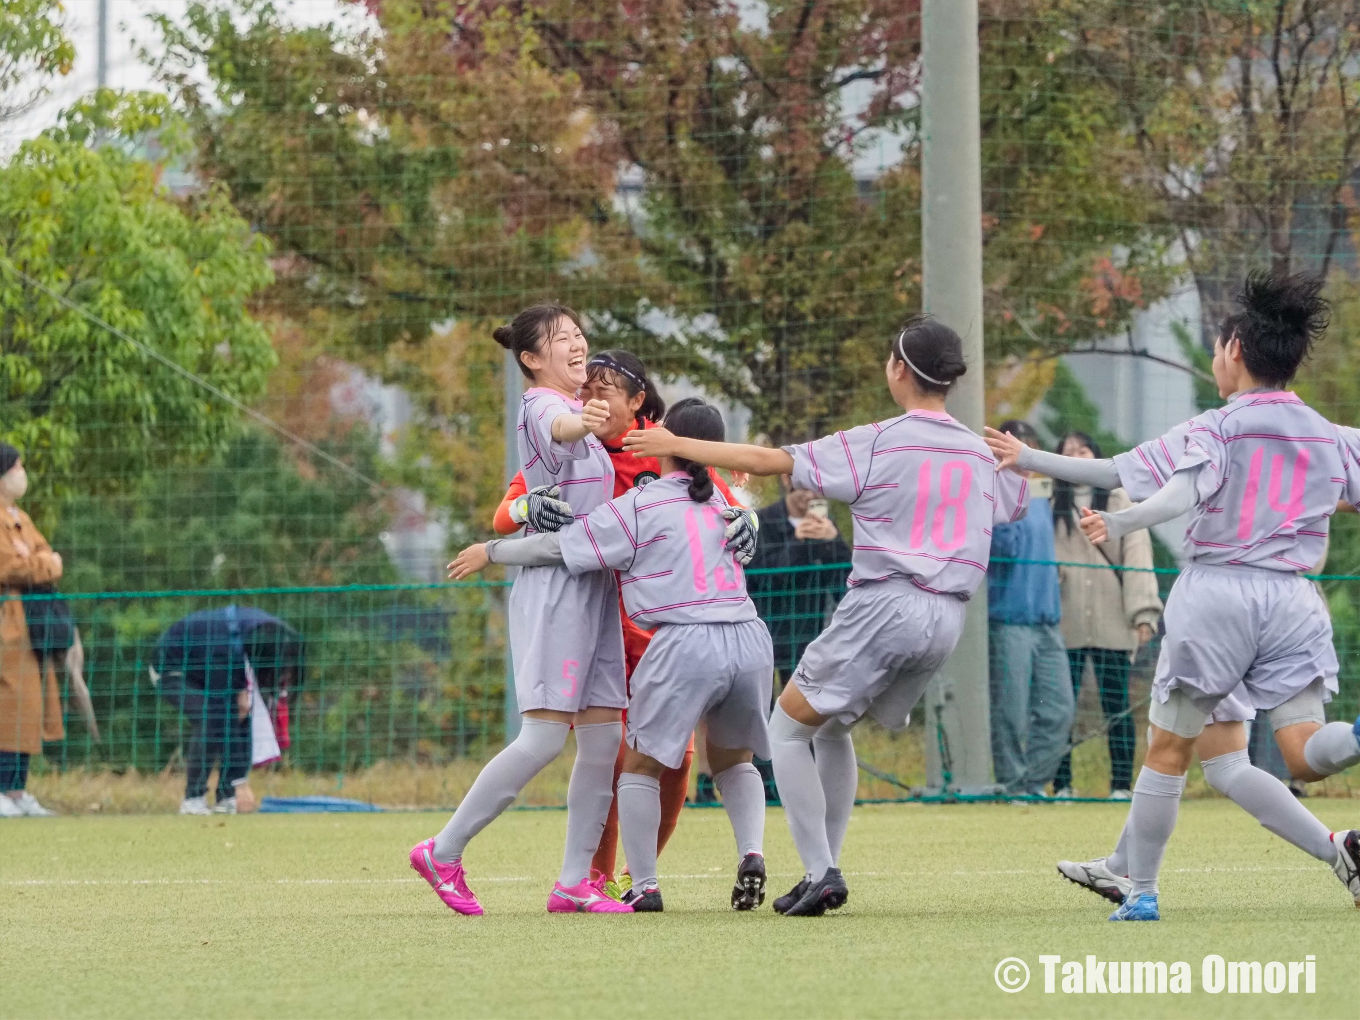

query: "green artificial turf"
left=2, top=801, right=1357, bottom=1019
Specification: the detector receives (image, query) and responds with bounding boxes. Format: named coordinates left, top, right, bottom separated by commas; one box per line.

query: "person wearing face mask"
left=0, top=443, right=64, bottom=818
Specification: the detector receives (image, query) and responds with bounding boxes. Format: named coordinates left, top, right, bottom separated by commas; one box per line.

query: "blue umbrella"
left=154, top=606, right=305, bottom=703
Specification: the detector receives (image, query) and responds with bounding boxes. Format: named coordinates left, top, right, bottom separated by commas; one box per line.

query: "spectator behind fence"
left=0, top=443, right=63, bottom=818
left=986, top=421, right=1075, bottom=796
left=746, top=475, right=852, bottom=681
left=1049, top=431, right=1163, bottom=800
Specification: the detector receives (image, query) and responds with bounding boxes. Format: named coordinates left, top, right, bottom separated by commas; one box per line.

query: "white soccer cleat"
left=11, top=791, right=55, bottom=816
left=1332, top=831, right=1360, bottom=908
left=1057, top=857, right=1131, bottom=905
left=179, top=796, right=212, bottom=816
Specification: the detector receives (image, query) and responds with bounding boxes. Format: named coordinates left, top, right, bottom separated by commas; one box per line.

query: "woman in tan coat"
left=1049, top=431, right=1162, bottom=799
left=0, top=443, right=63, bottom=817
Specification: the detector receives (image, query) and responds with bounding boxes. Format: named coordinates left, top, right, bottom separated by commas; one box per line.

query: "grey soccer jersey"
left=507, top=386, right=625, bottom=713
left=782, top=410, right=1029, bottom=597
left=1117, top=391, right=1360, bottom=570
left=517, top=386, right=615, bottom=525
left=557, top=473, right=758, bottom=627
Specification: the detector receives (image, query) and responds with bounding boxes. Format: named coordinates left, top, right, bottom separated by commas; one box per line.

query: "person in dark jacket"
left=986, top=421, right=1075, bottom=796
left=746, top=476, right=852, bottom=680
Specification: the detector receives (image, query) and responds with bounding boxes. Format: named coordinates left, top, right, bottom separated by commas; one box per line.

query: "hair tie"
left=895, top=329, right=948, bottom=386
left=586, top=354, right=646, bottom=391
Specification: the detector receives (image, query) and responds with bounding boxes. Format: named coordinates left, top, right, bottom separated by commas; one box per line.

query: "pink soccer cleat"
left=547, top=875, right=634, bottom=913
left=409, top=838, right=484, bottom=916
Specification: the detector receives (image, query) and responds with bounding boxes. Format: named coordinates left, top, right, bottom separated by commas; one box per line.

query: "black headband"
left=586, top=354, right=647, bottom=392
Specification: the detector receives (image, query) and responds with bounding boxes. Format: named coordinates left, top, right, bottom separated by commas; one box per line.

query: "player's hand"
left=1078, top=506, right=1108, bottom=544
left=728, top=471, right=750, bottom=488
left=448, top=544, right=491, bottom=580
left=722, top=507, right=759, bottom=566
left=581, top=398, right=611, bottom=435
left=623, top=425, right=677, bottom=458
left=510, top=485, right=574, bottom=532
left=1135, top=622, right=1154, bottom=647
left=983, top=426, right=1027, bottom=470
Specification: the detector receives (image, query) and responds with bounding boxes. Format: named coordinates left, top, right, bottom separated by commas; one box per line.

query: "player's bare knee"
left=705, top=742, right=752, bottom=775
left=1145, top=725, right=1196, bottom=776
left=622, top=746, right=665, bottom=778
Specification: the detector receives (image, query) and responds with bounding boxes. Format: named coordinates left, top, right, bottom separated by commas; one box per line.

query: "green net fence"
left=4, top=1, right=1360, bottom=809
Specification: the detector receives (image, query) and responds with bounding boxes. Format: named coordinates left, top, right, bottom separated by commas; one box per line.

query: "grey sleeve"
left=1015, top=446, right=1123, bottom=489
left=1099, top=466, right=1201, bottom=542
left=485, top=532, right=565, bottom=567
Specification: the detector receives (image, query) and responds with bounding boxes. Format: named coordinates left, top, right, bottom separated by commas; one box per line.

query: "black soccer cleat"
left=782, top=867, right=848, bottom=917
left=731, top=853, right=766, bottom=911
left=622, top=885, right=663, bottom=912
left=773, top=877, right=810, bottom=915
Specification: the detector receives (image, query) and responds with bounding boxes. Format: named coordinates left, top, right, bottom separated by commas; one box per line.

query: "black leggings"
left=181, top=695, right=251, bottom=802
left=0, top=751, right=29, bottom=793
left=1054, top=647, right=1135, bottom=793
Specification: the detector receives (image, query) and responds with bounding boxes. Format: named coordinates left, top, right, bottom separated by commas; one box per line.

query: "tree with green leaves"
left=154, top=0, right=1165, bottom=456
left=0, top=0, right=74, bottom=124
left=0, top=92, right=277, bottom=517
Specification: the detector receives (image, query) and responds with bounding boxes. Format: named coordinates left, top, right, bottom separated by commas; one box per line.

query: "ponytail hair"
left=662, top=398, right=725, bottom=503
left=891, top=313, right=968, bottom=395
left=493, top=302, right=582, bottom=379
left=585, top=350, right=666, bottom=422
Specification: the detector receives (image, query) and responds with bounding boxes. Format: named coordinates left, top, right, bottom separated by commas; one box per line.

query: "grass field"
left=4, top=801, right=1359, bottom=1020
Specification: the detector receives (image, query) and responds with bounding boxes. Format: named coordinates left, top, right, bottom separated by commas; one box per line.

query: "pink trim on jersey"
left=906, top=410, right=956, bottom=422
left=852, top=513, right=895, bottom=524
left=872, top=445, right=995, bottom=464
left=840, top=431, right=862, bottom=497
left=620, top=569, right=673, bottom=585
left=1241, top=392, right=1303, bottom=405
left=558, top=476, right=607, bottom=486
left=628, top=595, right=750, bottom=619
left=853, top=544, right=986, bottom=573
left=862, top=482, right=900, bottom=491
left=1224, top=432, right=1338, bottom=444
left=582, top=519, right=611, bottom=570
left=1271, top=554, right=1313, bottom=571
left=806, top=442, right=825, bottom=494
left=1134, top=446, right=1166, bottom=485
left=606, top=501, right=637, bottom=548
left=638, top=496, right=695, bottom=513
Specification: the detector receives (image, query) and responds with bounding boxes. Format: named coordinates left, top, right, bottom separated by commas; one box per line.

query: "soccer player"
left=409, top=303, right=631, bottom=915
left=452, top=400, right=775, bottom=913
left=624, top=314, right=1031, bottom=916
left=491, top=355, right=755, bottom=899
left=987, top=272, right=1360, bottom=919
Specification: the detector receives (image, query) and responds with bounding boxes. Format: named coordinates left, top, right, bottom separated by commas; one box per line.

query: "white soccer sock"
left=1303, top=722, right=1360, bottom=777
left=1126, top=767, right=1186, bottom=898
left=617, top=772, right=662, bottom=891
left=1202, top=750, right=1334, bottom=862
left=558, top=721, right=623, bottom=886
left=769, top=703, right=835, bottom=882
left=713, top=762, right=766, bottom=861
left=1105, top=821, right=1129, bottom=876
left=813, top=719, right=857, bottom=865
left=432, top=717, right=569, bottom=863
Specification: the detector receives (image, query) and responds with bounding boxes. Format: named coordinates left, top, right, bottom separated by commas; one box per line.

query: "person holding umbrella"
left=154, top=606, right=303, bottom=815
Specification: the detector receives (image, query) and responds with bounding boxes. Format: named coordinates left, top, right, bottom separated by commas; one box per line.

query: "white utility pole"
left=920, top=0, right=994, bottom=793
left=96, top=0, right=109, bottom=90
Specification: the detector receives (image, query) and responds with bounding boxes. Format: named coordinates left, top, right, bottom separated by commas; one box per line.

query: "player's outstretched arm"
left=622, top=427, right=794, bottom=477
left=551, top=399, right=612, bottom=443
left=1079, top=466, right=1199, bottom=544
left=984, top=427, right=1121, bottom=488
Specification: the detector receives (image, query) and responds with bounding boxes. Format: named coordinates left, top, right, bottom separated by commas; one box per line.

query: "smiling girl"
left=409, top=303, right=631, bottom=915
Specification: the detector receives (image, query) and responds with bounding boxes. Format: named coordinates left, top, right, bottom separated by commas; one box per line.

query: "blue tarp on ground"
left=257, top=795, right=382, bottom=813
